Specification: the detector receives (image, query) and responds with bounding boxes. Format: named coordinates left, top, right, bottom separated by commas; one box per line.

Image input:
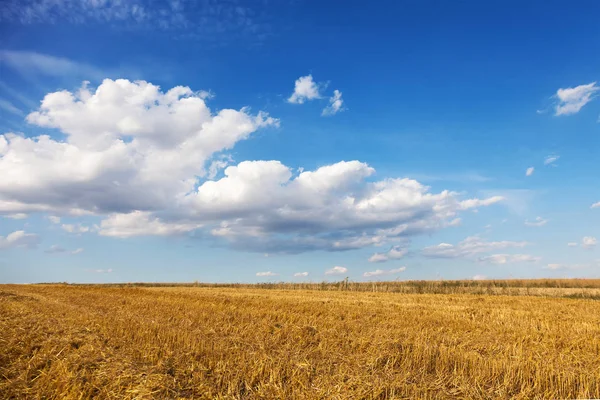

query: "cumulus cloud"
left=294, top=272, right=309, bottom=277
left=422, top=236, right=528, bottom=259
left=554, top=82, right=599, bottom=116
left=288, top=75, right=322, bottom=104
left=544, top=155, right=560, bottom=166
left=591, top=202, right=600, bottom=209
left=582, top=236, right=597, bottom=249
left=0, top=230, right=40, bottom=250
left=322, top=90, right=344, bottom=116
left=0, top=79, right=277, bottom=217
left=325, top=266, right=347, bottom=275
left=526, top=167, right=534, bottom=177
left=256, top=271, right=278, bottom=277
left=368, top=245, right=407, bottom=263
left=478, top=254, right=541, bottom=264
left=363, top=267, right=406, bottom=277
left=98, top=211, right=201, bottom=238
left=524, top=217, right=547, bottom=227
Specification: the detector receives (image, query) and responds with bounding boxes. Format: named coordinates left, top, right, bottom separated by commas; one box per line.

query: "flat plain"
left=2, top=282, right=600, bottom=399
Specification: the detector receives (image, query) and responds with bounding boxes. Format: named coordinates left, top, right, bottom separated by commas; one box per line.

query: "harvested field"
left=2, top=283, right=600, bottom=399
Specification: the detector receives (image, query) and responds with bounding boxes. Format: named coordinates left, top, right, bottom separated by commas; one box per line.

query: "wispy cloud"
left=0, top=230, right=40, bottom=250
left=478, top=254, right=541, bottom=264
left=256, top=271, right=278, bottom=277
left=363, top=267, right=406, bottom=277
left=0, top=50, right=104, bottom=81
left=544, top=155, right=560, bottom=166
left=591, top=202, right=600, bottom=209
left=44, top=244, right=66, bottom=254
left=71, top=248, right=84, bottom=255
left=524, top=217, right=547, bottom=227
left=0, top=99, right=24, bottom=116
left=554, top=82, right=599, bottom=116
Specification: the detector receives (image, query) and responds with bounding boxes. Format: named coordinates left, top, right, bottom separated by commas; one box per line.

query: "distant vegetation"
left=2, top=282, right=600, bottom=398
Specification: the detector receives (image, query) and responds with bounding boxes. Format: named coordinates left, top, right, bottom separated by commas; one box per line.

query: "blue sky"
left=1, top=0, right=599, bottom=283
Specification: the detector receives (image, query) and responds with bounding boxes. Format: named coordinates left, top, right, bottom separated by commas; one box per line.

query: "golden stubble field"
left=1, top=284, right=600, bottom=399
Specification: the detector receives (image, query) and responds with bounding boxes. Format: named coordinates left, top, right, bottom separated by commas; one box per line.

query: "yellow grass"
left=2, top=283, right=600, bottom=399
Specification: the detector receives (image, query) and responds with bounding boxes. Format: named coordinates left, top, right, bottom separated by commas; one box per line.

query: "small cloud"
left=368, top=245, right=407, bottom=263
left=567, top=242, right=578, bottom=247
left=554, top=82, right=599, bottom=116
left=294, top=272, right=309, bottom=277
left=591, top=202, right=600, bottom=209
left=363, top=267, right=406, bottom=277
left=61, top=223, right=90, bottom=234
left=5, top=213, right=28, bottom=219
left=45, top=245, right=66, bottom=254
left=0, top=230, right=40, bottom=250
left=582, top=236, right=597, bottom=249
left=526, top=167, right=534, bottom=177
left=325, top=266, right=348, bottom=275
left=472, top=274, right=487, bottom=280
left=322, top=89, right=345, bottom=116
left=544, top=155, right=559, bottom=166
left=524, top=217, right=547, bottom=227
left=545, top=263, right=565, bottom=270
left=256, top=271, right=278, bottom=277
left=71, top=248, right=84, bottom=255
left=288, top=75, right=322, bottom=104
left=478, top=254, right=541, bottom=264
left=92, top=269, right=113, bottom=273
left=48, top=215, right=61, bottom=224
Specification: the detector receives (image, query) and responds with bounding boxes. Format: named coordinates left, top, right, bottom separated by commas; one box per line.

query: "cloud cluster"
left=554, top=82, right=598, bottom=116
left=1, top=78, right=504, bottom=255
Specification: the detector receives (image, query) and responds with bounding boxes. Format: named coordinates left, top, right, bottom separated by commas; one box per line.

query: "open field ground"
left=2, top=283, right=600, bottom=399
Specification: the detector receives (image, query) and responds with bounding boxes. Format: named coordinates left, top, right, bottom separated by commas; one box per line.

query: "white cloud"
left=294, top=272, right=309, bottom=277
left=256, top=271, right=278, bottom=277
left=567, top=242, right=578, bottom=247
left=525, top=167, right=534, bottom=177
left=4, top=213, right=27, bottom=219
left=591, top=202, right=600, bottom=209
left=422, top=236, right=528, bottom=259
left=363, top=267, right=406, bottom=277
left=61, top=223, right=90, bottom=234
left=524, top=217, right=547, bottom=227
left=71, top=248, right=84, bottom=255
left=0, top=79, right=277, bottom=218
left=368, top=245, right=407, bottom=263
left=288, top=75, right=321, bottom=104
left=478, top=254, right=541, bottom=264
left=582, top=236, right=597, bottom=249
left=472, top=274, right=487, bottom=280
left=544, top=155, right=560, bottom=166
left=98, top=211, right=200, bottom=238
left=92, top=268, right=113, bottom=273
left=554, top=82, right=599, bottom=116
left=0, top=230, right=40, bottom=249
left=322, top=89, right=344, bottom=116
left=325, top=266, right=347, bottom=275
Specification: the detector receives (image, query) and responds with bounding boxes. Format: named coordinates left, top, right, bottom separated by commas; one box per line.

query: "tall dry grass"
left=2, top=284, right=600, bottom=399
